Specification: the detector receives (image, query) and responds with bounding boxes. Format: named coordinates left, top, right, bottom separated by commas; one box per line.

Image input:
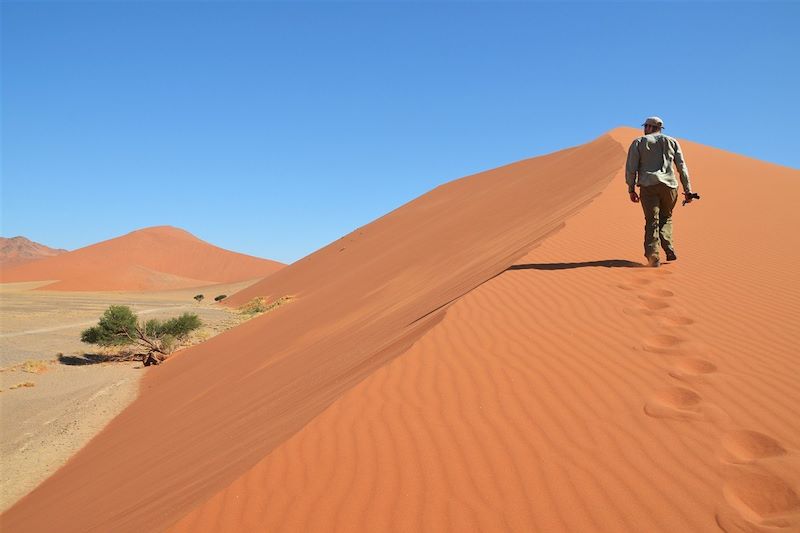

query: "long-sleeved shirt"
left=626, top=133, right=692, bottom=193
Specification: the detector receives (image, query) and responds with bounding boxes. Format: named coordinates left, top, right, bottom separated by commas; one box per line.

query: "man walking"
left=626, top=116, right=694, bottom=267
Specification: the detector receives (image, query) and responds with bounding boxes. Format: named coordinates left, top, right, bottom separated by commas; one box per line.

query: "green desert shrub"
left=80, top=305, right=138, bottom=347
left=81, top=305, right=201, bottom=366
left=214, top=294, right=227, bottom=302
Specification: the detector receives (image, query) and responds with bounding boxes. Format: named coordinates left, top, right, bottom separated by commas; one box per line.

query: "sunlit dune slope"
left=168, top=129, right=800, bottom=533
left=1, top=131, right=624, bottom=533
left=0, top=225, right=284, bottom=291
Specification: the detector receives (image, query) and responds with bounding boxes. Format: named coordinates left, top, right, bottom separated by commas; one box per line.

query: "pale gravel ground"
left=0, top=280, right=257, bottom=511
left=0, top=363, right=140, bottom=510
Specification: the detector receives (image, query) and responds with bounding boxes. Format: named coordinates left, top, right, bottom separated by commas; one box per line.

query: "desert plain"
left=0, top=279, right=261, bottom=510
left=1, top=127, right=799, bottom=533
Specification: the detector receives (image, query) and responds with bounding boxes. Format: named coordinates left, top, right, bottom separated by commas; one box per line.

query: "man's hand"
left=683, top=191, right=694, bottom=204
left=629, top=191, right=639, bottom=203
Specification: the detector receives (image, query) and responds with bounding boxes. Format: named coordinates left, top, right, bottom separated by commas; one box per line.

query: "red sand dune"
left=3, top=128, right=799, bottom=533
left=0, top=226, right=284, bottom=291
left=0, top=236, right=66, bottom=269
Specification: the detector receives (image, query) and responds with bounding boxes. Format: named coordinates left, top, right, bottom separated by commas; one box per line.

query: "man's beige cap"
left=642, top=116, right=664, bottom=127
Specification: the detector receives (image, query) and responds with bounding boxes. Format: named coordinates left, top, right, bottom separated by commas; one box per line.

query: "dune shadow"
left=508, top=259, right=644, bottom=271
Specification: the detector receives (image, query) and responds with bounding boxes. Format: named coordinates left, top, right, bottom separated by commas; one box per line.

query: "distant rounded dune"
left=0, top=226, right=283, bottom=291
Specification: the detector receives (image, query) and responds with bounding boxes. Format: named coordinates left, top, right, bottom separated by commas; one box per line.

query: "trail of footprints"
left=617, top=270, right=800, bottom=532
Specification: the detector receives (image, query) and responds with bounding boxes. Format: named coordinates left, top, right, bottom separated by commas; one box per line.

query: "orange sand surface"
left=3, top=128, right=799, bottom=533
left=0, top=226, right=283, bottom=291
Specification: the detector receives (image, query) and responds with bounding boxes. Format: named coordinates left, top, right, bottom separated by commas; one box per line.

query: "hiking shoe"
left=665, top=249, right=677, bottom=261
left=647, top=255, right=661, bottom=268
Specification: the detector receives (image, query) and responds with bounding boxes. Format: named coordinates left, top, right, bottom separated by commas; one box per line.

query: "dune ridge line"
left=1, top=130, right=626, bottom=533
left=168, top=128, right=800, bottom=533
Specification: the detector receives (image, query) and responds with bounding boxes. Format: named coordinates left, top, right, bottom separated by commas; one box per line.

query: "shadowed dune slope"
left=1, top=132, right=624, bottom=533
left=0, top=226, right=284, bottom=291
left=166, top=129, right=800, bottom=533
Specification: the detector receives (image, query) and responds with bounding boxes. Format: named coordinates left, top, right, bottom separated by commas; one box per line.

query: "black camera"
left=682, top=192, right=701, bottom=206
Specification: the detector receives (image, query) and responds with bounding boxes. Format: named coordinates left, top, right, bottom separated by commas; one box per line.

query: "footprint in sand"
left=721, top=430, right=787, bottom=463
left=644, top=386, right=730, bottom=424
left=644, top=386, right=703, bottom=420
left=717, top=471, right=800, bottom=532
left=716, top=432, right=799, bottom=532
left=668, top=357, right=718, bottom=382
left=660, top=315, right=695, bottom=327
left=638, top=297, right=671, bottom=310
left=634, top=270, right=674, bottom=279
left=623, top=306, right=656, bottom=317
left=622, top=277, right=678, bottom=313
left=642, top=333, right=684, bottom=353
left=623, top=306, right=690, bottom=319
left=647, top=288, right=674, bottom=298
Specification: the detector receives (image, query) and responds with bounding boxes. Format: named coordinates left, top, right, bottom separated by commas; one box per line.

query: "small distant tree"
left=81, top=305, right=202, bottom=366
left=194, top=294, right=204, bottom=302
left=214, top=294, right=227, bottom=302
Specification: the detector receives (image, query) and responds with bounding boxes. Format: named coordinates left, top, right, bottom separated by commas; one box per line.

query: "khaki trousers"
left=640, top=183, right=678, bottom=258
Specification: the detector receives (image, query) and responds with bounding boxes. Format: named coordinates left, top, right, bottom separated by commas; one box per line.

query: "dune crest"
left=1, top=131, right=623, bottom=533
left=168, top=128, right=800, bottom=533
left=0, top=225, right=283, bottom=291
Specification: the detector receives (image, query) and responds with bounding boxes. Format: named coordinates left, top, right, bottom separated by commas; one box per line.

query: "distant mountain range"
left=0, top=236, right=67, bottom=268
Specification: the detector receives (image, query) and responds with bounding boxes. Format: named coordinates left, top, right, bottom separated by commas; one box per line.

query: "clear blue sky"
left=2, top=1, right=798, bottom=263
